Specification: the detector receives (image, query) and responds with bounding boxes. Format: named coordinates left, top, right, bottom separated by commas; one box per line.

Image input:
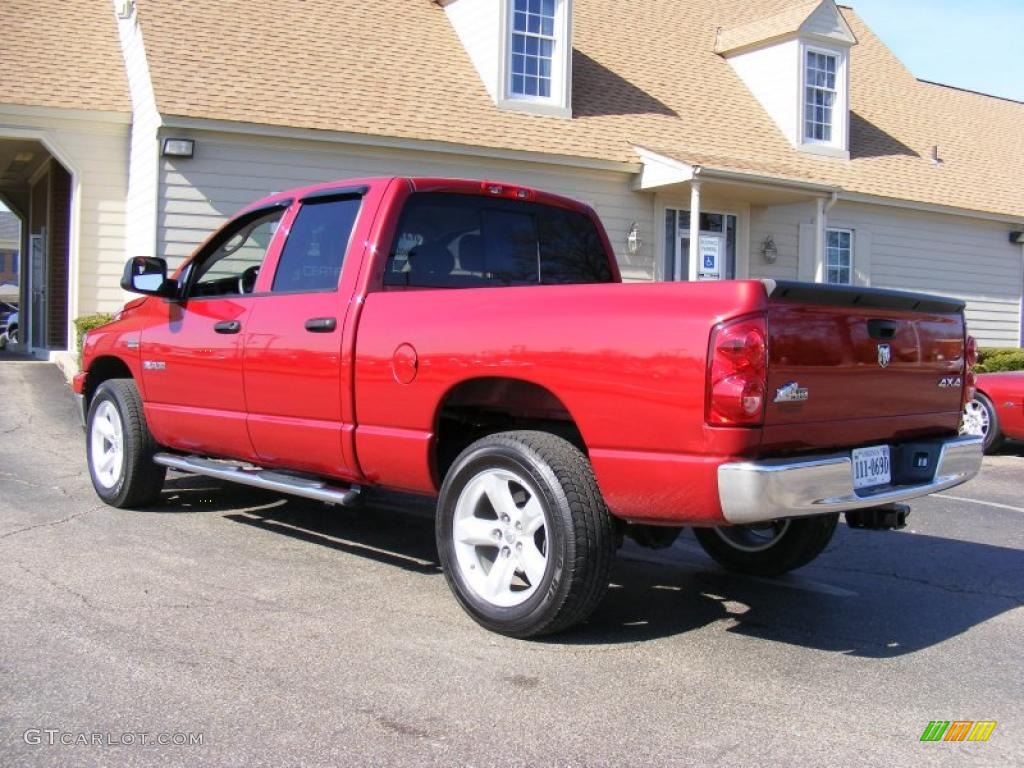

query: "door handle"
left=867, top=319, right=898, bottom=340
left=213, top=320, right=241, bottom=334
left=304, top=317, right=337, bottom=333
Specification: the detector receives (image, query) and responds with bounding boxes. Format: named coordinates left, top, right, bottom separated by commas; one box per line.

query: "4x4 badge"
left=877, top=343, right=891, bottom=368
left=774, top=381, right=809, bottom=403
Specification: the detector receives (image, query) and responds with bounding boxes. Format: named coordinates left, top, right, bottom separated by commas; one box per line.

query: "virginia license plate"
left=852, top=445, right=891, bottom=490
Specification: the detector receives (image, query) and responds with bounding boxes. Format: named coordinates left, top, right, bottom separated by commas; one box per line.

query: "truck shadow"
left=159, top=475, right=1022, bottom=657
left=566, top=529, right=1023, bottom=656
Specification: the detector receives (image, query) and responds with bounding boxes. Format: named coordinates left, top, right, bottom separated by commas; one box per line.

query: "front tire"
left=437, top=431, right=616, bottom=638
left=693, top=514, right=839, bottom=576
left=86, top=378, right=166, bottom=508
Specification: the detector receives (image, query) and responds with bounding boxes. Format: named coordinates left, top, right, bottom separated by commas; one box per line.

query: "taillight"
left=706, top=315, right=767, bottom=426
left=963, top=334, right=978, bottom=405
left=480, top=181, right=533, bottom=200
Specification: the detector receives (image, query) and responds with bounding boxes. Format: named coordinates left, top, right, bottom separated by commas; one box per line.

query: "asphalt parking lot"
left=1, top=359, right=1021, bottom=767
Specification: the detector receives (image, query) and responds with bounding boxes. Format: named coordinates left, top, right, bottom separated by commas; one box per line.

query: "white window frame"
left=803, top=49, right=837, bottom=143
left=825, top=227, right=853, bottom=285
left=508, top=0, right=557, bottom=100
left=498, top=0, right=572, bottom=117
left=798, top=43, right=849, bottom=157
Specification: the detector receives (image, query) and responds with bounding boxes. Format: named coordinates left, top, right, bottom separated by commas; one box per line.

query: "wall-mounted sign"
left=698, top=235, right=722, bottom=280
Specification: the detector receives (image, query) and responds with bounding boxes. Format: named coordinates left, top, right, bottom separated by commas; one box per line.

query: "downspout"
left=814, top=190, right=839, bottom=283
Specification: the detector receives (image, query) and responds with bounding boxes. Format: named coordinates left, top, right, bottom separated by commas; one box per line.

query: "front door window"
left=664, top=210, right=737, bottom=281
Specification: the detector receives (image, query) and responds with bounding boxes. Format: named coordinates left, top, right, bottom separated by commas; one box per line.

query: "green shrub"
left=73, top=313, right=115, bottom=367
left=975, top=347, right=1024, bottom=373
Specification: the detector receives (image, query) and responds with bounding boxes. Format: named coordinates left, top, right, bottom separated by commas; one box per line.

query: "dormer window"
left=716, top=0, right=855, bottom=158
left=510, top=0, right=556, bottom=98
left=804, top=49, right=837, bottom=142
left=441, top=0, right=573, bottom=118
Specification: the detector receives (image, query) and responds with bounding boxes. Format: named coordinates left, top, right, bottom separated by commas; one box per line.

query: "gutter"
left=690, top=164, right=839, bottom=197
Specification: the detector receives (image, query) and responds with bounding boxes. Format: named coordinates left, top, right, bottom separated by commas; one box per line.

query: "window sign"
left=698, top=235, right=722, bottom=280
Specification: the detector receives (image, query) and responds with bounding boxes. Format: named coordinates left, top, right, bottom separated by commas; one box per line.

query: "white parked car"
left=0, top=309, right=17, bottom=349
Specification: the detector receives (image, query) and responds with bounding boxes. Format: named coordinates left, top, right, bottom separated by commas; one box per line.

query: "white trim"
left=823, top=226, right=853, bottom=285
left=160, top=115, right=637, bottom=173
left=0, top=103, right=130, bottom=125
left=497, top=0, right=572, bottom=117
left=632, top=147, right=695, bottom=190
left=0, top=125, right=82, bottom=354
left=687, top=184, right=701, bottom=281
left=798, top=42, right=849, bottom=157
left=115, top=0, right=163, bottom=261
left=837, top=191, right=1023, bottom=225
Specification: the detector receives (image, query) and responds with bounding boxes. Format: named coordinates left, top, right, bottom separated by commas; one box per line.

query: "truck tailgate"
left=762, top=281, right=966, bottom=451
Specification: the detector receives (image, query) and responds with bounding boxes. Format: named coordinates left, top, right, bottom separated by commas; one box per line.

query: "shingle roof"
left=0, top=0, right=129, bottom=113
left=714, top=0, right=823, bottom=54
left=133, top=0, right=1024, bottom=219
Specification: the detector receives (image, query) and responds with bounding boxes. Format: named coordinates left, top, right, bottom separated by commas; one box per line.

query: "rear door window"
left=272, top=196, right=362, bottom=292
left=383, top=192, right=612, bottom=287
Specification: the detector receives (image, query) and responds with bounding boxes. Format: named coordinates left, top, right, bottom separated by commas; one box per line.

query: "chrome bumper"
left=717, top=435, right=983, bottom=525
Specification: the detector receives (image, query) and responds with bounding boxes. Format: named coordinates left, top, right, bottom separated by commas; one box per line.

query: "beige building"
left=1, top=0, right=1022, bottom=364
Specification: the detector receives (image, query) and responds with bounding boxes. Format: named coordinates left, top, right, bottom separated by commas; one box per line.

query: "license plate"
left=852, top=445, right=891, bottom=490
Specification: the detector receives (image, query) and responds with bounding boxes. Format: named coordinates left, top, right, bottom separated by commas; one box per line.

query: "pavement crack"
left=0, top=506, right=100, bottom=541
left=14, top=562, right=102, bottom=609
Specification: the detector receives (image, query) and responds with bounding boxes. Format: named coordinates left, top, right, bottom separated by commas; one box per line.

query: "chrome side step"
left=153, top=453, right=361, bottom=506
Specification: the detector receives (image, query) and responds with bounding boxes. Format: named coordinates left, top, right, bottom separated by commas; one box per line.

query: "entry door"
left=29, top=233, right=46, bottom=348
left=140, top=206, right=286, bottom=461
left=242, top=193, right=364, bottom=481
left=665, top=210, right=736, bottom=281
left=687, top=233, right=727, bottom=281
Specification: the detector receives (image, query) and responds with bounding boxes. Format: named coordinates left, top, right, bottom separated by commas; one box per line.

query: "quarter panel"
left=353, top=280, right=768, bottom=516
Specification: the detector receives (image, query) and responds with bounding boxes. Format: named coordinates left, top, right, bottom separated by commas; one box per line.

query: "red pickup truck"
left=75, top=177, right=983, bottom=637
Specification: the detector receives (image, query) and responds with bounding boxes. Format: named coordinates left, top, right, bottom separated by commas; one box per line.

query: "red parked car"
left=963, top=372, right=1024, bottom=452
left=74, top=177, right=983, bottom=637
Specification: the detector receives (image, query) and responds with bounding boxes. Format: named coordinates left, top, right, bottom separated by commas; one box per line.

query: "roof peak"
left=917, top=79, right=1024, bottom=106
left=715, top=0, right=855, bottom=55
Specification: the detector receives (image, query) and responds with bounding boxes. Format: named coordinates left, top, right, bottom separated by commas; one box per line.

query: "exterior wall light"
left=162, top=138, right=195, bottom=158
left=761, top=235, right=778, bottom=263
left=626, top=222, right=642, bottom=258
left=1010, top=231, right=1024, bottom=245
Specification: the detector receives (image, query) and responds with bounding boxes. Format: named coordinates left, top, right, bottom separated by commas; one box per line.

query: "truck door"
left=242, top=191, right=366, bottom=480
left=141, top=205, right=287, bottom=461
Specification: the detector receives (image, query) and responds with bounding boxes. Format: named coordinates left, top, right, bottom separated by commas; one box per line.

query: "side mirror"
left=121, top=256, right=177, bottom=297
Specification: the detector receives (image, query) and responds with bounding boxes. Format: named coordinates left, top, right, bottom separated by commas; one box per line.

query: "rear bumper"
left=718, top=435, right=983, bottom=525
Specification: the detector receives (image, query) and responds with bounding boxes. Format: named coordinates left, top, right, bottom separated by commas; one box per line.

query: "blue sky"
left=849, top=0, right=1024, bottom=101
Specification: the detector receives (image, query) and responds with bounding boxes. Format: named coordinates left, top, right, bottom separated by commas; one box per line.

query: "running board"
left=153, top=453, right=361, bottom=506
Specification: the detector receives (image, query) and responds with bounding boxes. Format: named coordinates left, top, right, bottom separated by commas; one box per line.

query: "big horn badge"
left=877, top=343, right=891, bottom=368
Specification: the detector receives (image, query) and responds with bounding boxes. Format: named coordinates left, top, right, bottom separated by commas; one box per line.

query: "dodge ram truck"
left=75, top=177, right=983, bottom=637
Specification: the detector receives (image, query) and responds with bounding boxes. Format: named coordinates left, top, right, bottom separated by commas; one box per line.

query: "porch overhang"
left=632, top=145, right=838, bottom=204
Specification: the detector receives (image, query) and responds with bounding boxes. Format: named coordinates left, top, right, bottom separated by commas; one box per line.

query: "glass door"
left=29, top=232, right=46, bottom=349
left=664, top=210, right=736, bottom=281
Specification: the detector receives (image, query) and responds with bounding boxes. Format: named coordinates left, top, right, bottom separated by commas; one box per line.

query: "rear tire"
left=694, top=514, right=839, bottom=576
left=437, top=431, right=615, bottom=638
left=86, top=378, right=166, bottom=508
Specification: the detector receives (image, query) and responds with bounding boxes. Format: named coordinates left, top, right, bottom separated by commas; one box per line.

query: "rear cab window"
left=383, top=192, right=612, bottom=288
